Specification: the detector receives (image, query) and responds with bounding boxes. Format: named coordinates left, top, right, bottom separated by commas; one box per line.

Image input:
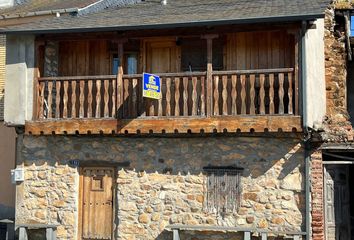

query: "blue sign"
left=142, top=73, right=161, bottom=99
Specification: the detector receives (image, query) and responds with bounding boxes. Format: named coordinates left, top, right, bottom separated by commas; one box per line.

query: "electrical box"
left=11, top=168, right=24, bottom=184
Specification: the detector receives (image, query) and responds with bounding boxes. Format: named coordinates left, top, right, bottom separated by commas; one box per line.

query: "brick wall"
left=310, top=150, right=324, bottom=240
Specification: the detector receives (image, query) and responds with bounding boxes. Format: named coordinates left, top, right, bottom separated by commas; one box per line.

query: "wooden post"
left=202, top=34, right=218, bottom=117
left=116, top=42, right=124, bottom=118
left=33, top=41, right=44, bottom=120
left=294, top=32, right=299, bottom=115
left=288, top=29, right=300, bottom=116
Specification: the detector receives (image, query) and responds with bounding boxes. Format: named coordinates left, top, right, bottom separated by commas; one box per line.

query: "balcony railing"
left=35, top=68, right=298, bottom=121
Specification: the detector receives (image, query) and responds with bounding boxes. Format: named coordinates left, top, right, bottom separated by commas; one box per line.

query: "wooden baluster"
left=104, top=80, right=109, bottom=118
left=132, top=78, right=138, bottom=118
left=278, top=73, right=285, bottom=114
left=71, top=81, right=76, bottom=118
left=112, top=78, right=116, bottom=117
left=47, top=81, right=53, bottom=118
left=259, top=74, right=265, bottom=114
left=213, top=75, right=219, bottom=115
left=240, top=75, right=246, bottom=114
left=38, top=82, right=45, bottom=119
left=55, top=81, right=61, bottom=118
left=183, top=77, right=188, bottom=116
left=166, top=78, right=171, bottom=116
left=222, top=75, right=228, bottom=115
left=231, top=75, right=237, bottom=115
left=96, top=80, right=101, bottom=118
left=249, top=75, right=255, bottom=115
left=158, top=78, right=163, bottom=117
left=124, top=79, right=130, bottom=117
left=87, top=80, right=93, bottom=118
left=63, top=81, right=69, bottom=118
left=200, top=76, right=205, bottom=116
left=269, top=74, right=275, bottom=114
left=192, top=77, right=198, bottom=116
left=79, top=81, right=85, bottom=118
left=174, top=77, right=180, bottom=116
left=288, top=72, right=293, bottom=114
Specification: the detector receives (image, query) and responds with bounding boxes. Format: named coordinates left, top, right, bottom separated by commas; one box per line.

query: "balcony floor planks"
left=25, top=116, right=302, bottom=135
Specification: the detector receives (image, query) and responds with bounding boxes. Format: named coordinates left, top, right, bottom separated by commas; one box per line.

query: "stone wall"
left=17, top=135, right=305, bottom=239
left=322, top=2, right=353, bottom=141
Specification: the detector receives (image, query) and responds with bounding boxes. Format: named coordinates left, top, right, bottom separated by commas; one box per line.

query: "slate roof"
left=0, top=0, right=99, bottom=16
left=1, top=0, right=331, bottom=33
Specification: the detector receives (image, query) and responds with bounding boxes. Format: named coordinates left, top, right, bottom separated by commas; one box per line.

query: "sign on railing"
left=142, top=73, right=161, bottom=100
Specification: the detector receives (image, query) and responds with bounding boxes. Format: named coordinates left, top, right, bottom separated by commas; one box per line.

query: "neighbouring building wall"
left=0, top=123, right=16, bottom=219
left=303, top=18, right=326, bottom=129
left=310, top=3, right=354, bottom=240
left=4, top=34, right=35, bottom=126
left=322, top=4, right=353, bottom=141
left=16, top=135, right=305, bottom=240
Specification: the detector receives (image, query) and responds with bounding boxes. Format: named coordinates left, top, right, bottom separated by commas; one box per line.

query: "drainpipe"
left=301, top=20, right=311, bottom=240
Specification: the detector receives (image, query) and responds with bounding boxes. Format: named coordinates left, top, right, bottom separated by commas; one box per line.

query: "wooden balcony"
left=26, top=68, right=302, bottom=135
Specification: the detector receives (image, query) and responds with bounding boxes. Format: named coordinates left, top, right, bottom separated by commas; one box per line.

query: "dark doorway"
left=324, top=164, right=354, bottom=240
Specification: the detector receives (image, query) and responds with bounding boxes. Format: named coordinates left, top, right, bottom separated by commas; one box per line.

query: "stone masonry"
left=17, top=135, right=305, bottom=240
left=322, top=1, right=353, bottom=142
left=310, top=2, right=354, bottom=240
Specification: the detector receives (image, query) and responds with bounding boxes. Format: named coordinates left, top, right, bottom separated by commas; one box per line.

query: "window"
left=112, top=53, right=138, bottom=75
left=204, top=166, right=243, bottom=215
left=180, top=38, right=224, bottom=72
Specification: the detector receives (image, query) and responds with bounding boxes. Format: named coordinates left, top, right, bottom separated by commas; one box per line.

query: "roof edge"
left=0, top=7, right=78, bottom=20
left=77, top=0, right=142, bottom=16
left=0, top=12, right=325, bottom=34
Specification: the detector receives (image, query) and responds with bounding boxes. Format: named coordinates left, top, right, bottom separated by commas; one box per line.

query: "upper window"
left=180, top=38, right=224, bottom=72
left=112, top=53, right=138, bottom=75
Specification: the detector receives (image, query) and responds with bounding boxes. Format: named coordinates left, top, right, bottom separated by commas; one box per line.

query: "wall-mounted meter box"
left=11, top=168, right=24, bottom=184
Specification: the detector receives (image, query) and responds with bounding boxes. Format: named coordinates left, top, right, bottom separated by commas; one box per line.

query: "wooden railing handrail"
left=38, top=75, right=117, bottom=81
left=38, top=71, right=208, bottom=82
left=213, top=68, right=294, bottom=75
left=122, top=71, right=207, bottom=79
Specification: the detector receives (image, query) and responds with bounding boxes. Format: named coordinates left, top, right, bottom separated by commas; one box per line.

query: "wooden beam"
left=25, top=119, right=117, bottom=135
left=36, top=23, right=301, bottom=42
left=117, top=115, right=302, bottom=134
left=25, top=115, right=302, bottom=135
left=117, top=42, right=124, bottom=118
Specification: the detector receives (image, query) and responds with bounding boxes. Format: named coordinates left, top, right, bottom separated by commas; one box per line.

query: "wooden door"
left=145, top=40, right=179, bottom=73
left=324, top=165, right=351, bottom=240
left=80, top=167, right=114, bottom=240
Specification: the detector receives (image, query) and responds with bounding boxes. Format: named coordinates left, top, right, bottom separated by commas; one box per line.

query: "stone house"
left=2, top=0, right=351, bottom=239
left=0, top=0, right=140, bottom=238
